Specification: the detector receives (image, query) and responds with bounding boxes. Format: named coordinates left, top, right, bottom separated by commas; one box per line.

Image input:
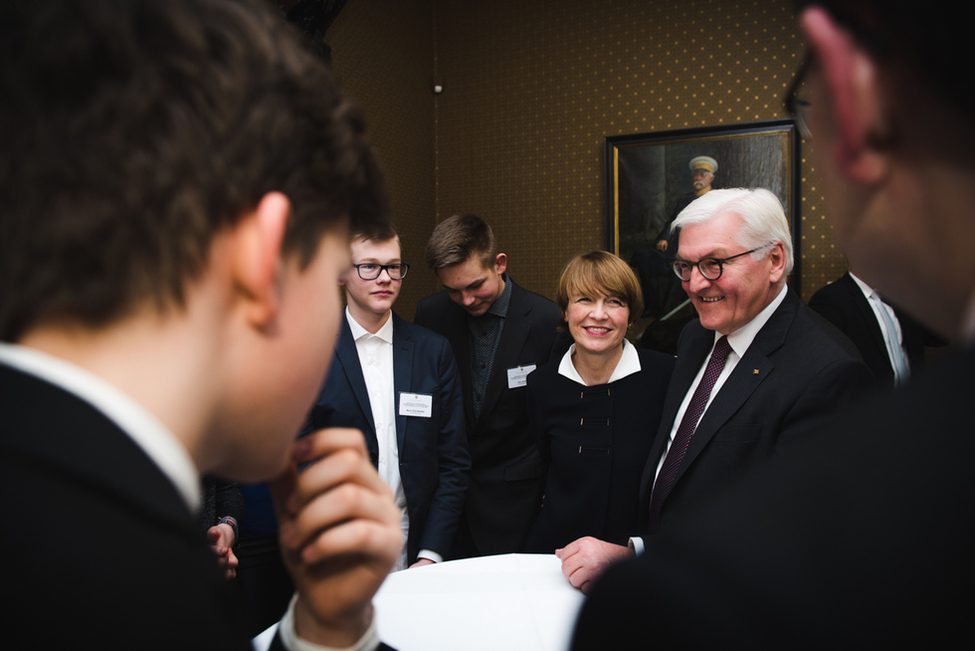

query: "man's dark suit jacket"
left=808, top=271, right=937, bottom=389
left=1, top=362, right=398, bottom=651
left=414, top=278, right=562, bottom=554
left=636, top=288, right=872, bottom=537
left=571, top=344, right=975, bottom=649
left=0, top=362, right=254, bottom=649
left=305, top=312, right=470, bottom=564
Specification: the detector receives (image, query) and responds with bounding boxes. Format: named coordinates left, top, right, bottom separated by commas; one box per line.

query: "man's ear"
left=494, top=253, right=508, bottom=275
left=800, top=7, right=890, bottom=185
left=231, top=191, right=290, bottom=327
left=768, top=241, right=787, bottom=284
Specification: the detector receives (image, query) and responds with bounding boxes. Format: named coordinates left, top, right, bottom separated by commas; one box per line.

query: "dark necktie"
left=648, top=335, right=732, bottom=528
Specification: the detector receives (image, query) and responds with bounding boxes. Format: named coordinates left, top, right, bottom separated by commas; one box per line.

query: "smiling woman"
left=565, top=292, right=630, bottom=367
left=559, top=252, right=642, bottom=384
left=522, top=251, right=676, bottom=553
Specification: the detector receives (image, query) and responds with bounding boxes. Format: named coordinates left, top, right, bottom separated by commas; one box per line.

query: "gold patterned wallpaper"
left=326, top=0, right=437, bottom=315
left=328, top=0, right=845, bottom=319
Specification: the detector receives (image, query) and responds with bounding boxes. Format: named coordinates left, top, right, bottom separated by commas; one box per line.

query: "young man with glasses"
left=304, top=227, right=471, bottom=571
left=556, top=188, right=870, bottom=594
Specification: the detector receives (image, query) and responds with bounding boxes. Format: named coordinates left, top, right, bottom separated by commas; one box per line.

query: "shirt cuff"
left=628, top=536, right=645, bottom=556
left=417, top=549, right=442, bottom=564
left=278, top=594, right=381, bottom=651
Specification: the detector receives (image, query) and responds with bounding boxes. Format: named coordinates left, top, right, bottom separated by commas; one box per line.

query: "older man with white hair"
left=572, top=1, right=975, bottom=645
left=557, top=188, right=870, bottom=593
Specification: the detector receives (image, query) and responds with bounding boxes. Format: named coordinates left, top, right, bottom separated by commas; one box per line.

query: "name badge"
left=507, top=364, right=537, bottom=389
left=399, top=392, right=433, bottom=418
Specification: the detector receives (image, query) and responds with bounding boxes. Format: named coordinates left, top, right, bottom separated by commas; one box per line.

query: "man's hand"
left=270, top=428, right=403, bottom=648
left=556, top=537, right=634, bottom=594
left=206, top=523, right=238, bottom=580
left=409, top=558, right=435, bottom=569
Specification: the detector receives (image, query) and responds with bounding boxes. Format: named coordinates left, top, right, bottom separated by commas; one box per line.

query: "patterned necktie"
left=648, top=335, right=732, bottom=528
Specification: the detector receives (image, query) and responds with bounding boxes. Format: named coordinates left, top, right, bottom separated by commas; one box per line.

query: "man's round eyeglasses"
left=354, top=263, right=410, bottom=280
left=671, top=243, right=773, bottom=282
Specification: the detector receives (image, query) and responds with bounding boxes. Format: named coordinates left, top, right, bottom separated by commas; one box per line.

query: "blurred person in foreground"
left=0, top=1, right=401, bottom=648
left=571, top=1, right=975, bottom=647
left=523, top=251, right=674, bottom=553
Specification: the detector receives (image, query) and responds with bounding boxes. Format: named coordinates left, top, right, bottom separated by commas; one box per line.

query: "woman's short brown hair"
left=556, top=250, right=643, bottom=325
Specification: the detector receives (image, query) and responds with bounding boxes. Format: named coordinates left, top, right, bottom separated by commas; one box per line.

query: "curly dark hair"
left=0, top=0, right=389, bottom=341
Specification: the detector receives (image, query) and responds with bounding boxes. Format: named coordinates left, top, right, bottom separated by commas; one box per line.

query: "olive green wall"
left=328, top=0, right=845, bottom=320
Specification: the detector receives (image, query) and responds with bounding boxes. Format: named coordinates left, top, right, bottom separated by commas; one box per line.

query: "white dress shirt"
left=346, top=308, right=410, bottom=570
left=557, top=338, right=642, bottom=386
left=849, top=272, right=910, bottom=384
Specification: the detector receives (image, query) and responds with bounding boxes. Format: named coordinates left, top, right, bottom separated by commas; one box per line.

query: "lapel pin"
left=753, top=369, right=760, bottom=375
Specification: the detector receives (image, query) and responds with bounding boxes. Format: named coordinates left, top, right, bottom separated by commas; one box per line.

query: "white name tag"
left=399, top=392, right=433, bottom=418
left=507, top=364, right=537, bottom=389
